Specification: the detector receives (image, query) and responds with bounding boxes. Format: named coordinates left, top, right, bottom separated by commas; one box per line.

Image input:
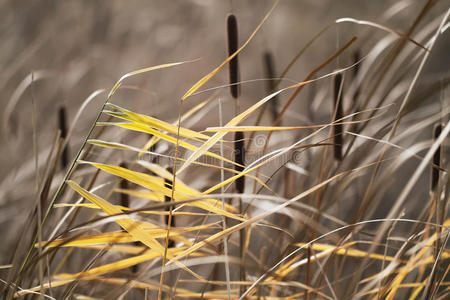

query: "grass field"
left=0, top=0, right=449, bottom=299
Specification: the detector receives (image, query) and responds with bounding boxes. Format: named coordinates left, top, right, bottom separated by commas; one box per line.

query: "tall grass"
left=1, top=1, right=449, bottom=299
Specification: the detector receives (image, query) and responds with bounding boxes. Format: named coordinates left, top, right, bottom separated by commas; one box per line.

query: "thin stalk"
left=219, top=99, right=232, bottom=300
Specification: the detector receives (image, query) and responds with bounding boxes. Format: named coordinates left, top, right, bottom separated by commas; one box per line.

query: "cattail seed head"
left=58, top=106, right=70, bottom=168
left=234, top=131, right=245, bottom=193
left=431, top=123, right=442, bottom=191
left=333, top=73, right=343, bottom=161
left=263, top=51, right=279, bottom=122
left=227, top=14, right=240, bottom=99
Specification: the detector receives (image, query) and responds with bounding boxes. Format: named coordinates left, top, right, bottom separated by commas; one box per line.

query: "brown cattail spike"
left=234, top=131, right=245, bottom=193
left=263, top=52, right=279, bottom=122
left=333, top=73, right=343, bottom=161
left=227, top=14, right=239, bottom=98
left=58, top=106, right=70, bottom=168
left=165, top=167, right=175, bottom=248
left=431, top=123, right=442, bottom=191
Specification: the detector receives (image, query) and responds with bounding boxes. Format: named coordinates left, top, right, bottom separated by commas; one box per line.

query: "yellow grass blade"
left=138, top=159, right=274, bottom=197
left=106, top=103, right=210, bottom=140
left=38, top=222, right=218, bottom=248
left=358, top=278, right=450, bottom=297
left=385, top=219, right=450, bottom=299
left=274, top=241, right=401, bottom=278
left=108, top=61, right=195, bottom=99
left=204, top=121, right=370, bottom=132
left=54, top=247, right=183, bottom=281
left=177, top=80, right=315, bottom=175
left=86, top=162, right=244, bottom=221
left=140, top=94, right=215, bottom=155
left=66, top=181, right=206, bottom=282
left=168, top=169, right=347, bottom=265
left=98, top=121, right=239, bottom=167
left=55, top=202, right=210, bottom=217
left=408, top=277, right=428, bottom=300
left=115, top=187, right=238, bottom=215
left=67, top=180, right=166, bottom=255
left=15, top=275, right=213, bottom=299
left=296, top=242, right=398, bottom=261
left=86, top=137, right=273, bottom=194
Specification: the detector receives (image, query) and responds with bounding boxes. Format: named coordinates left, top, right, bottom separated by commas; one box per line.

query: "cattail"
left=58, top=106, right=70, bottom=169
left=227, top=13, right=245, bottom=192
left=227, top=14, right=239, bottom=99
left=263, top=51, right=279, bottom=122
left=228, top=13, right=246, bottom=293
left=234, top=132, right=245, bottom=193
left=431, top=123, right=442, bottom=192
left=333, top=73, right=344, bottom=161
left=164, top=167, right=175, bottom=248
left=119, top=163, right=130, bottom=208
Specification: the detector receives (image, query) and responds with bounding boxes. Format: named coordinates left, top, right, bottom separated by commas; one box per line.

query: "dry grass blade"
left=98, top=121, right=238, bottom=167
left=108, top=60, right=196, bottom=99
left=67, top=180, right=167, bottom=255
left=105, top=103, right=210, bottom=140
left=83, top=162, right=245, bottom=221
left=177, top=79, right=317, bottom=175
left=336, top=17, right=430, bottom=51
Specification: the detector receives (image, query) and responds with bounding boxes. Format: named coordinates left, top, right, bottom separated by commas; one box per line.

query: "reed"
left=227, top=14, right=239, bottom=99
left=332, top=73, right=344, bottom=161
left=58, top=106, right=70, bottom=169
